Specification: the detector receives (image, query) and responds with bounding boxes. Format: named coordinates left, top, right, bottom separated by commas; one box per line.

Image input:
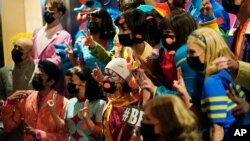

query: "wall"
left=1, top=0, right=43, bottom=66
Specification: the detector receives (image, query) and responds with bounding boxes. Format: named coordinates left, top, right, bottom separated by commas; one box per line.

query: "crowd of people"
left=0, top=0, right=250, bottom=140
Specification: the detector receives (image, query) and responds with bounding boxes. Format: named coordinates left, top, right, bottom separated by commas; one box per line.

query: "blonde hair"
left=143, top=95, right=201, bottom=141
left=187, top=27, right=237, bottom=78
left=10, top=32, right=32, bottom=44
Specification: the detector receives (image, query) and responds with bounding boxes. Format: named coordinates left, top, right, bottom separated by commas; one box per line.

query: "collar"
left=140, top=41, right=153, bottom=60
left=77, top=97, right=86, bottom=102
left=43, top=23, right=63, bottom=34
left=13, top=60, right=34, bottom=70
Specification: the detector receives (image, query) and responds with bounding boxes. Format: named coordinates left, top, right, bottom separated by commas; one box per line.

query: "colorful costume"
left=102, top=94, right=136, bottom=141
left=189, top=0, right=230, bottom=33
left=65, top=98, right=105, bottom=141
left=1, top=90, right=68, bottom=141
left=201, top=70, right=245, bottom=137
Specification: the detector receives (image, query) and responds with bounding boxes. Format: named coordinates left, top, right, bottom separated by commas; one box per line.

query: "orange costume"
left=1, top=90, right=68, bottom=141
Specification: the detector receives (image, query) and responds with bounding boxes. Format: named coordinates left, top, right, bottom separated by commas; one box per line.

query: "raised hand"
left=83, top=30, right=95, bottom=49
left=212, top=57, right=239, bottom=74
left=91, top=63, right=104, bottom=83
left=47, top=100, right=56, bottom=114
left=65, top=40, right=73, bottom=57
left=47, top=93, right=57, bottom=113
left=173, top=67, right=191, bottom=107
left=140, top=69, right=155, bottom=94
left=80, top=99, right=90, bottom=119
left=139, top=69, right=155, bottom=106
left=227, top=84, right=250, bottom=116
left=200, top=0, right=213, bottom=17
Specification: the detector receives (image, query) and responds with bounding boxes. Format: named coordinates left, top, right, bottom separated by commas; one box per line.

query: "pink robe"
left=1, top=90, right=69, bottom=141
left=32, top=24, right=71, bottom=66
left=32, top=24, right=71, bottom=94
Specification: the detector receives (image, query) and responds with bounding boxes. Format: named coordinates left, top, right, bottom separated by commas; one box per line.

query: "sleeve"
left=234, top=61, right=250, bottom=91
left=0, top=70, right=6, bottom=100
left=36, top=129, right=68, bottom=141
left=1, top=102, right=22, bottom=132
left=95, top=100, right=106, bottom=123
left=201, top=77, right=229, bottom=124
left=154, top=85, right=177, bottom=97
left=47, top=32, right=71, bottom=67
left=89, top=42, right=114, bottom=65
left=199, top=16, right=220, bottom=32
left=38, top=97, right=68, bottom=141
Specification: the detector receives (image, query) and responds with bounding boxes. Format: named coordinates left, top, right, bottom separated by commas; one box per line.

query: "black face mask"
left=161, top=34, right=176, bottom=51
left=32, top=76, right=45, bottom=91
left=102, top=80, right=117, bottom=93
left=67, top=83, right=79, bottom=95
left=44, top=11, right=55, bottom=24
left=11, top=48, right=23, bottom=64
left=87, top=22, right=101, bottom=34
left=222, top=0, right=241, bottom=14
left=140, top=122, right=160, bottom=141
left=118, top=34, right=133, bottom=47
left=187, top=56, right=205, bottom=71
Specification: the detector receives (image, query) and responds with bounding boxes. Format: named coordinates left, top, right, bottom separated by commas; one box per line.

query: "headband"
left=190, top=32, right=206, bottom=44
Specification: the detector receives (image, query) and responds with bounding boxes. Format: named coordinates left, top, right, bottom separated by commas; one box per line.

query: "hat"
left=154, top=3, right=171, bottom=17
left=137, top=4, right=154, bottom=13
left=105, top=58, right=132, bottom=82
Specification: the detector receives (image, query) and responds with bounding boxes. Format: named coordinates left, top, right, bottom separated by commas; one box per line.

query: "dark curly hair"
left=38, top=59, right=60, bottom=88
left=159, top=9, right=197, bottom=49
left=115, top=9, right=147, bottom=43
left=67, top=66, right=105, bottom=102
left=88, top=8, right=116, bottom=40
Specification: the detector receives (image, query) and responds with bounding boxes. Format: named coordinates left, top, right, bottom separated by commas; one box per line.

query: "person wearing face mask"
left=175, top=28, right=246, bottom=141
left=0, top=33, right=35, bottom=141
left=47, top=66, right=105, bottom=140
left=87, top=9, right=153, bottom=67
left=32, top=0, right=71, bottom=94
left=0, top=33, right=34, bottom=100
left=68, top=8, right=116, bottom=72
left=101, top=58, right=137, bottom=141
left=0, top=60, right=68, bottom=141
left=86, top=9, right=157, bottom=105
left=141, top=95, right=201, bottom=141
left=140, top=0, right=220, bottom=101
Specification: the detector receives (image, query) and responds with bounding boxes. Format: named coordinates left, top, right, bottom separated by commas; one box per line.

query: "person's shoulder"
left=204, top=74, right=221, bottom=89
left=204, top=70, right=230, bottom=90
left=57, top=94, right=69, bottom=101
left=0, top=65, right=13, bottom=72
left=33, top=27, right=43, bottom=35
left=91, top=99, right=106, bottom=106
left=57, top=29, right=71, bottom=37
left=54, top=91, right=69, bottom=102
